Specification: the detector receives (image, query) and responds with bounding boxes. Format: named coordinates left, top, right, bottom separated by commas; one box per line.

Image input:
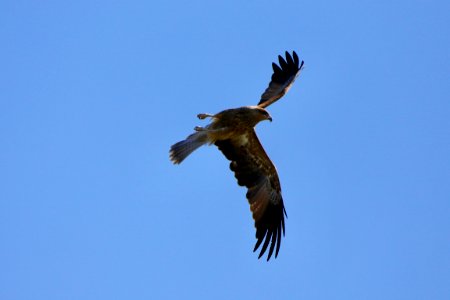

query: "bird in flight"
left=170, top=51, right=304, bottom=261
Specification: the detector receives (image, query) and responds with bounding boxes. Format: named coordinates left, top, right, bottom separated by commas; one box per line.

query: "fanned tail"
left=169, top=131, right=208, bottom=164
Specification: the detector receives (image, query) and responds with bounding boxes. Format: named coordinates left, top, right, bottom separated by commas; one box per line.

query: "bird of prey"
left=169, top=51, right=304, bottom=261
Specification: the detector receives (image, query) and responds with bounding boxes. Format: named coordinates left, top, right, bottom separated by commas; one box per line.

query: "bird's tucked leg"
left=194, top=126, right=229, bottom=133
left=197, top=113, right=213, bottom=120
left=193, top=126, right=232, bottom=142
left=194, top=126, right=207, bottom=131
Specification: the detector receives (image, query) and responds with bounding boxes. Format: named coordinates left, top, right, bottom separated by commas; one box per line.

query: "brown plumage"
left=169, top=51, right=304, bottom=261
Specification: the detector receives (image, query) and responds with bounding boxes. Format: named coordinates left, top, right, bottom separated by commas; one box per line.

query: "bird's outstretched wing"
left=215, top=130, right=287, bottom=261
left=258, top=51, right=304, bottom=108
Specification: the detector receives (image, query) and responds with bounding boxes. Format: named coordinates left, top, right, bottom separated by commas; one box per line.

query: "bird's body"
left=170, top=51, right=304, bottom=261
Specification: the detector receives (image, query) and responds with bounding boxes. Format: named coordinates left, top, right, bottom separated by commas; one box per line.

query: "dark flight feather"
left=215, top=130, right=286, bottom=261
left=258, top=51, right=304, bottom=108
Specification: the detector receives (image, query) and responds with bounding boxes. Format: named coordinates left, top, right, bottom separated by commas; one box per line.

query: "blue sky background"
left=1, top=1, right=449, bottom=299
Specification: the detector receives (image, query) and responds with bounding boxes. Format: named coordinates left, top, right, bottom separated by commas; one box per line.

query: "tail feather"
left=169, top=132, right=208, bottom=164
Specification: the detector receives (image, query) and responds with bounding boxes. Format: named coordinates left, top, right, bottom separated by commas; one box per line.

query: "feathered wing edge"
left=215, top=130, right=287, bottom=261
left=258, top=51, right=304, bottom=108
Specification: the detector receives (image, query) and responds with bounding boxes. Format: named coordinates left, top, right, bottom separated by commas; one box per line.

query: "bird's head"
left=251, top=106, right=272, bottom=123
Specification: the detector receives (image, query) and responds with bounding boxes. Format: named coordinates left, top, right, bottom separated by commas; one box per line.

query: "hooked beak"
left=267, top=116, right=273, bottom=122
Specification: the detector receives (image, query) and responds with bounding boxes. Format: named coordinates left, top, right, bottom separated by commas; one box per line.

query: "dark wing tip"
left=258, top=50, right=303, bottom=108
left=272, top=62, right=282, bottom=74
left=285, top=51, right=294, bottom=66
left=253, top=200, right=287, bottom=261
left=269, top=51, right=301, bottom=83
left=278, top=54, right=288, bottom=70
left=214, top=135, right=287, bottom=262
left=293, top=51, right=299, bottom=65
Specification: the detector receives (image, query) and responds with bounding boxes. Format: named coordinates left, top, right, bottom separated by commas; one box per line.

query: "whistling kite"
left=170, top=51, right=304, bottom=261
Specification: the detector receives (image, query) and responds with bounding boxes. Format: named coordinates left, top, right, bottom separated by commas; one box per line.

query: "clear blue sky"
left=1, top=1, right=449, bottom=299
